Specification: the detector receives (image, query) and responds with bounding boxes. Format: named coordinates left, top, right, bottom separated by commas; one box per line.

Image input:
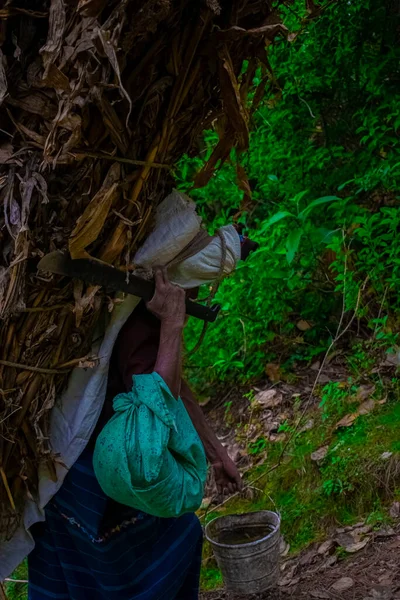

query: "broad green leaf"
left=299, top=196, right=340, bottom=220
left=263, top=210, right=294, bottom=230
left=286, top=228, right=303, bottom=264
left=338, top=180, right=354, bottom=191
left=268, top=174, right=279, bottom=182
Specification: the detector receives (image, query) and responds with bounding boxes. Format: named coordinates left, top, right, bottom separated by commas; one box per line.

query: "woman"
left=27, top=269, right=241, bottom=600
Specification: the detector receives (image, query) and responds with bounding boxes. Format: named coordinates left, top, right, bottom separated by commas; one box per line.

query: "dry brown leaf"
left=69, top=163, right=121, bottom=259
left=0, top=49, right=7, bottom=106
left=217, top=22, right=289, bottom=43
left=376, top=525, right=396, bottom=538
left=193, top=134, right=232, bottom=189
left=269, top=432, right=286, bottom=442
left=255, top=389, right=283, bottom=408
left=0, top=143, right=15, bottom=165
left=311, top=446, right=329, bottom=462
left=218, top=46, right=249, bottom=151
left=98, top=25, right=132, bottom=128
left=331, top=577, right=354, bottom=592
left=288, top=31, right=300, bottom=43
left=358, top=399, right=375, bottom=415
left=297, top=319, right=312, bottom=331
left=77, top=0, right=108, bottom=17
left=265, top=363, right=282, bottom=383
left=343, top=538, right=369, bottom=553
left=356, top=383, right=375, bottom=402
left=300, top=419, right=314, bottom=433
left=7, top=93, right=57, bottom=120
left=306, top=0, right=322, bottom=16
left=40, top=0, right=66, bottom=75
left=335, top=413, right=357, bottom=429
left=41, top=63, right=70, bottom=90
left=236, top=164, right=252, bottom=202
left=389, top=501, right=400, bottom=519
left=317, top=539, right=336, bottom=555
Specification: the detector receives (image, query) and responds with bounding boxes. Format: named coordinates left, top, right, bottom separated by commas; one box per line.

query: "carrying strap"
left=186, top=230, right=227, bottom=356
left=165, top=229, right=214, bottom=268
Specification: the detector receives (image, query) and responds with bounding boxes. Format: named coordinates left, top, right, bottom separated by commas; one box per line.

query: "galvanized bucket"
left=205, top=510, right=281, bottom=596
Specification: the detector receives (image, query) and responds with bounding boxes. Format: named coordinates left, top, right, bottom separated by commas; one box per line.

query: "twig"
left=0, top=7, right=47, bottom=18
left=0, top=467, right=16, bottom=511
left=0, top=360, right=69, bottom=375
left=21, top=304, right=71, bottom=313
left=69, top=150, right=170, bottom=170
left=4, top=579, right=28, bottom=584
left=374, top=285, right=389, bottom=337
left=0, top=406, right=22, bottom=425
left=299, top=96, right=316, bottom=118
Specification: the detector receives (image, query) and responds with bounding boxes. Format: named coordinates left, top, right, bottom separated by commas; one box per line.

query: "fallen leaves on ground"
left=356, top=384, right=376, bottom=402
left=297, top=319, right=313, bottom=331
left=311, top=446, right=329, bottom=462
left=254, top=388, right=283, bottom=408
left=389, top=502, right=400, bottom=519
left=335, top=398, right=376, bottom=429
left=265, top=363, right=282, bottom=382
left=331, top=576, right=355, bottom=592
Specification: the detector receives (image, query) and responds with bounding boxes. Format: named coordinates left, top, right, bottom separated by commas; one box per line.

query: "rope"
left=187, top=230, right=227, bottom=356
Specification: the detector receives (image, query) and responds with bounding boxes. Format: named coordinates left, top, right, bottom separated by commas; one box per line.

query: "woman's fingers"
left=154, top=268, right=165, bottom=290
left=160, top=267, right=169, bottom=285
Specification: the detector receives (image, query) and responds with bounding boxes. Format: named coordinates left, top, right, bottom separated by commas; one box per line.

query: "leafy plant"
left=261, top=194, right=340, bottom=264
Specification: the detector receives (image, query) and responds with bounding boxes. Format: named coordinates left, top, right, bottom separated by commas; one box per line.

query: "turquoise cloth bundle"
left=93, top=372, right=207, bottom=518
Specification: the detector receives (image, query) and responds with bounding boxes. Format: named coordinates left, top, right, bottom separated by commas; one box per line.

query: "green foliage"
left=5, top=561, right=27, bottom=600
left=202, top=378, right=400, bottom=592
left=177, top=0, right=400, bottom=389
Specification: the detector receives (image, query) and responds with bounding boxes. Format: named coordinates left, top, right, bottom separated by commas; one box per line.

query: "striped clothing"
left=28, top=447, right=203, bottom=600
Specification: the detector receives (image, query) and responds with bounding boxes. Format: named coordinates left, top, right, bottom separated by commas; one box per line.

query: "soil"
left=200, top=361, right=400, bottom=600
left=201, top=523, right=400, bottom=599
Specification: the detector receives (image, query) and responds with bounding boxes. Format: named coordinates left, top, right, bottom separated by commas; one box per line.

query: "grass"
left=4, top=562, right=27, bottom=600
left=200, top=375, right=400, bottom=589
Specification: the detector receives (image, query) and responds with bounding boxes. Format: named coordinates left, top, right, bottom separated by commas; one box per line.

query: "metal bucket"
left=205, top=511, right=281, bottom=596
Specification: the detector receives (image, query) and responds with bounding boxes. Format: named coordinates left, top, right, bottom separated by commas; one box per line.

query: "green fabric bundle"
left=93, top=372, right=207, bottom=518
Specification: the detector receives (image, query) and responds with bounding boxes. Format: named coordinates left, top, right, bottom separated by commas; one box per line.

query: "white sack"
left=134, top=189, right=201, bottom=269
left=168, top=225, right=240, bottom=288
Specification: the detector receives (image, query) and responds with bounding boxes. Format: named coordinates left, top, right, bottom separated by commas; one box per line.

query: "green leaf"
left=268, top=174, right=279, bottom=182
left=298, top=196, right=340, bottom=220
left=338, top=180, right=354, bottom=191
left=286, top=229, right=303, bottom=264
left=312, top=228, right=338, bottom=245
left=263, top=210, right=294, bottom=230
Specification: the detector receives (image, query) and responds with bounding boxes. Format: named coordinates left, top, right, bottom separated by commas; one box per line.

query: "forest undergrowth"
left=176, top=0, right=400, bottom=591
left=5, top=0, right=400, bottom=597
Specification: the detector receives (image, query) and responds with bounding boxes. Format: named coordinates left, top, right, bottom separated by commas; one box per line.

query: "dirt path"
left=201, top=524, right=400, bottom=599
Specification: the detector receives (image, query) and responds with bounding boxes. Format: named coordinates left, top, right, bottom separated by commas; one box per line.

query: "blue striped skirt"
left=28, top=448, right=203, bottom=600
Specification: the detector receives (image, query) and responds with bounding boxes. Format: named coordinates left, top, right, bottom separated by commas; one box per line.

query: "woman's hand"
left=148, top=269, right=185, bottom=399
left=212, top=454, right=242, bottom=496
left=146, top=268, right=186, bottom=329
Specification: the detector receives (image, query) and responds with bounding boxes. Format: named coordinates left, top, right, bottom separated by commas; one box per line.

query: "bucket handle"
left=201, top=478, right=280, bottom=524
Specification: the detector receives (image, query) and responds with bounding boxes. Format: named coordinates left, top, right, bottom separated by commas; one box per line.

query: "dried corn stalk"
left=0, top=0, right=298, bottom=539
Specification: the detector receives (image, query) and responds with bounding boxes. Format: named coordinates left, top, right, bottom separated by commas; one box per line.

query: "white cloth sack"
left=0, top=190, right=240, bottom=580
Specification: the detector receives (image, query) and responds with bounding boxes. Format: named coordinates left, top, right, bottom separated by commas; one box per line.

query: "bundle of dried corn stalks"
left=0, top=0, right=301, bottom=540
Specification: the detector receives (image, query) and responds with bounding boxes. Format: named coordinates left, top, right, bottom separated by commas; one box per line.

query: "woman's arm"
left=147, top=269, right=242, bottom=494
left=180, top=380, right=242, bottom=495
left=146, top=268, right=186, bottom=399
